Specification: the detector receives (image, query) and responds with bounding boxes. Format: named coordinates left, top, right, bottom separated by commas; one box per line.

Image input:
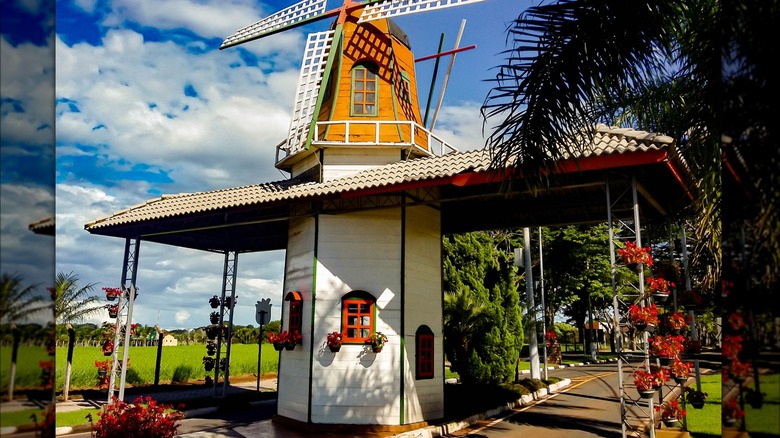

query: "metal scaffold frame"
left=107, top=237, right=141, bottom=404
left=212, top=250, right=239, bottom=398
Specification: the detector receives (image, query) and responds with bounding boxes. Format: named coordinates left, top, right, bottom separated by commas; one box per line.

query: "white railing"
left=277, top=120, right=459, bottom=163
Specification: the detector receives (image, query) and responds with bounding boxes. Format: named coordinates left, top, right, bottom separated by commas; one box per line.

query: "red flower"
left=722, top=335, right=743, bottom=360
left=629, top=304, right=659, bottom=326
left=647, top=277, right=674, bottom=294
left=656, top=400, right=686, bottom=421
left=618, top=241, right=653, bottom=266
left=723, top=399, right=745, bottom=421
left=93, top=396, right=184, bottom=438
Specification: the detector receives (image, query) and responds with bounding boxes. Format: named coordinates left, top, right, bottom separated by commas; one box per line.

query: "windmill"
left=220, top=0, right=484, bottom=180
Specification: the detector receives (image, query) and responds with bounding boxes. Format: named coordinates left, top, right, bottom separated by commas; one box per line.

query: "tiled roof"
left=85, top=124, right=679, bottom=231
left=29, top=216, right=55, bottom=235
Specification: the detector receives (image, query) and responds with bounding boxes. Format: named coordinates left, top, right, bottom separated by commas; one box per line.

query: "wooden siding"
left=311, top=210, right=403, bottom=425
left=402, top=204, right=444, bottom=422
left=277, top=217, right=317, bottom=422
left=321, top=148, right=401, bottom=181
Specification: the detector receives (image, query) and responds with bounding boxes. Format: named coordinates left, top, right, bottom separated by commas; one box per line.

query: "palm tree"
left=54, top=271, right=103, bottom=324
left=480, top=0, right=778, bottom=294
left=0, top=272, right=49, bottom=325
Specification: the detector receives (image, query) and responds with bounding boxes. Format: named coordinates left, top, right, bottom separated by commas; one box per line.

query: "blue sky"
left=2, top=0, right=531, bottom=329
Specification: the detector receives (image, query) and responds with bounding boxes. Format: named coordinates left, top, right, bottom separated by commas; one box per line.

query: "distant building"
left=162, top=334, right=178, bottom=346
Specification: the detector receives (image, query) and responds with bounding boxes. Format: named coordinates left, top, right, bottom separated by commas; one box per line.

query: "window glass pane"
left=366, top=71, right=375, bottom=79
left=360, top=304, right=370, bottom=313
left=348, top=316, right=357, bottom=325
left=355, top=92, right=364, bottom=101
left=366, top=94, right=375, bottom=103
left=355, top=69, right=364, bottom=79
left=365, top=105, right=375, bottom=114
left=354, top=104, right=363, bottom=113
left=361, top=316, right=370, bottom=325
left=367, top=81, right=375, bottom=91
left=347, top=328, right=356, bottom=338
left=355, top=82, right=364, bottom=91
left=360, top=328, right=370, bottom=338
left=347, top=303, right=357, bottom=312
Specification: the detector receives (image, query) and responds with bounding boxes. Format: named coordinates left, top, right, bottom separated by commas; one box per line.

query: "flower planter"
left=97, top=369, right=107, bottom=378
left=724, top=417, right=737, bottom=427
left=372, top=347, right=383, bottom=353
left=663, top=418, right=679, bottom=428
left=108, top=310, right=118, bottom=319
left=689, top=400, right=704, bottom=409
left=328, top=345, right=341, bottom=353
left=205, top=325, right=219, bottom=340
left=203, top=357, right=215, bottom=371
left=638, top=389, right=656, bottom=399
left=658, top=357, right=673, bottom=366
left=674, top=376, right=687, bottom=384
left=653, top=293, right=669, bottom=304
left=284, top=344, right=296, bottom=351
left=273, top=344, right=284, bottom=351
left=210, top=312, right=220, bottom=324
left=106, top=293, right=118, bottom=301
left=209, top=296, right=220, bottom=309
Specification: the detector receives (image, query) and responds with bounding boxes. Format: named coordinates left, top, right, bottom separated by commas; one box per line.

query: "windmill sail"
left=220, top=0, right=328, bottom=49
left=358, top=0, right=486, bottom=22
left=283, top=30, right=336, bottom=155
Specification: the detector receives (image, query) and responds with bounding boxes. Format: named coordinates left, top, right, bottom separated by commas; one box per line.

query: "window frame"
left=350, top=62, right=378, bottom=117
left=415, top=325, right=434, bottom=380
left=341, top=291, right=376, bottom=344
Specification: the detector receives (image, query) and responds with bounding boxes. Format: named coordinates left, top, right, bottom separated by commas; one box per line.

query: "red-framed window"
left=416, top=325, right=434, bottom=379
left=285, top=291, right=303, bottom=341
left=341, top=291, right=375, bottom=343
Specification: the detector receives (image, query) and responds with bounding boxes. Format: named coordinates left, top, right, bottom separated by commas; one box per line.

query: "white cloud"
left=175, top=309, right=191, bottom=324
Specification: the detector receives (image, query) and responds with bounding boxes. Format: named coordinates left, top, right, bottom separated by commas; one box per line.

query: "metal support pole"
left=524, top=228, right=540, bottom=379
left=154, top=325, right=164, bottom=387
left=538, top=227, right=548, bottom=380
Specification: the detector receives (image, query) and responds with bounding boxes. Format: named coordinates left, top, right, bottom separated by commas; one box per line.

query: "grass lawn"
left=685, top=373, right=722, bottom=438
left=0, top=407, right=46, bottom=428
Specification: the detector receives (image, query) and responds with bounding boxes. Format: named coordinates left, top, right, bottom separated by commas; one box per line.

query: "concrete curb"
left=390, top=378, right=573, bottom=438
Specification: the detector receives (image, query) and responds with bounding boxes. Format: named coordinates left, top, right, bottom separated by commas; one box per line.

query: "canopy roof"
left=85, top=124, right=694, bottom=253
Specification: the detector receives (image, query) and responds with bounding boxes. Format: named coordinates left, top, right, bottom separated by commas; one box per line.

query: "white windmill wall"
left=322, top=148, right=404, bottom=181
left=277, top=216, right=316, bottom=423
left=402, top=204, right=444, bottom=422
left=310, top=209, right=403, bottom=424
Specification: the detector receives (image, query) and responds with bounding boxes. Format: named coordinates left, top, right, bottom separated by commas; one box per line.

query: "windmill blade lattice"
left=220, top=0, right=328, bottom=49
left=284, top=30, right=336, bottom=154
left=358, top=0, right=486, bottom=23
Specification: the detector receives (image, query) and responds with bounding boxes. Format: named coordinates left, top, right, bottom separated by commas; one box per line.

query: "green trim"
left=399, top=199, right=406, bottom=424
left=305, top=27, right=344, bottom=150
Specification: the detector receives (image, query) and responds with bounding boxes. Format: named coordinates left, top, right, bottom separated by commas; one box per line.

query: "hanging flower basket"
left=663, top=418, right=679, bottom=428
left=326, top=331, right=342, bottom=352
left=618, top=241, right=653, bottom=268
left=745, top=388, right=765, bottom=409
left=103, top=287, right=121, bottom=301
left=205, top=325, right=219, bottom=340
left=629, top=304, right=659, bottom=330
left=726, top=358, right=751, bottom=383
left=203, top=356, right=215, bottom=371
left=101, top=339, right=114, bottom=356
left=684, top=387, right=708, bottom=409
left=209, top=295, right=221, bottom=309
left=269, top=330, right=301, bottom=351
left=210, top=311, right=220, bottom=325
left=656, top=400, right=686, bottom=425
left=108, top=304, right=119, bottom=319
left=365, top=332, right=388, bottom=353
left=206, top=341, right=216, bottom=356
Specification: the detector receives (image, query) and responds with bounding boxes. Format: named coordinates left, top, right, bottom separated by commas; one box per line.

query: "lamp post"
left=255, top=298, right=272, bottom=391
left=538, top=227, right=548, bottom=380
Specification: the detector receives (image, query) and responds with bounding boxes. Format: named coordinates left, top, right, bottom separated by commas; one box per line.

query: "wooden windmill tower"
left=221, top=0, right=484, bottom=430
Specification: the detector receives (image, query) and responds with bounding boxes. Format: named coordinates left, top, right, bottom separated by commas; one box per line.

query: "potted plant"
left=662, top=311, right=687, bottom=334
left=101, top=339, right=114, bottom=356
left=628, top=304, right=659, bottom=331
left=326, top=331, right=342, bottom=352
left=726, top=358, right=752, bottom=383
left=268, top=330, right=301, bottom=351
left=224, top=296, right=237, bottom=309
left=649, top=364, right=668, bottom=389
left=205, top=324, right=219, bottom=340
left=209, top=295, right=221, bottom=309
left=103, top=287, right=121, bottom=301
left=209, top=311, right=220, bottom=325
left=647, top=277, right=674, bottom=303
left=203, top=356, right=215, bottom=371
left=744, top=387, right=765, bottom=409
left=107, top=304, right=119, bottom=319
left=632, top=368, right=657, bottom=398
left=684, top=387, right=708, bottom=409
left=669, top=358, right=691, bottom=383
left=94, top=360, right=112, bottom=389
left=365, top=332, right=388, bottom=353
left=649, top=335, right=684, bottom=363
left=655, top=400, right=686, bottom=427
left=206, top=341, right=216, bottom=356
left=618, top=240, right=653, bottom=269
left=722, top=399, right=745, bottom=426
